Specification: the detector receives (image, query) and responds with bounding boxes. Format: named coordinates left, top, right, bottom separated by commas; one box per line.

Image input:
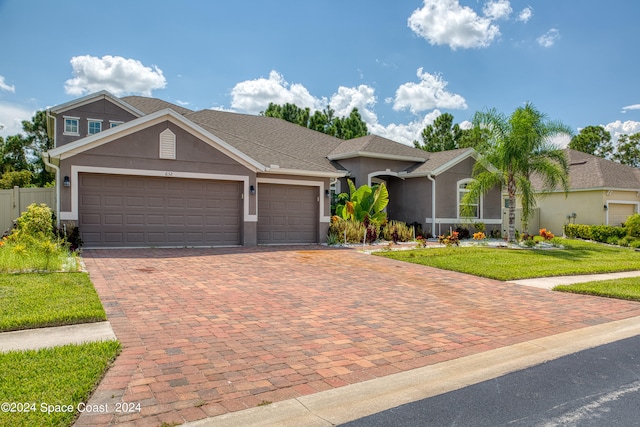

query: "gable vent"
left=159, top=129, right=176, bottom=160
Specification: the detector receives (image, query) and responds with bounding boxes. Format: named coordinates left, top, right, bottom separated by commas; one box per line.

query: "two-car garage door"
left=78, top=175, right=320, bottom=247
left=79, top=174, right=242, bottom=247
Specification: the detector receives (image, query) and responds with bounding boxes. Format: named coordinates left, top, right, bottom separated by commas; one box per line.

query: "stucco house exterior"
left=505, top=149, right=640, bottom=235
left=44, top=91, right=501, bottom=248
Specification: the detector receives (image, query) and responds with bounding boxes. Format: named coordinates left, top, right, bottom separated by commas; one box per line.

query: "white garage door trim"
left=61, top=165, right=257, bottom=222
left=256, top=177, right=330, bottom=223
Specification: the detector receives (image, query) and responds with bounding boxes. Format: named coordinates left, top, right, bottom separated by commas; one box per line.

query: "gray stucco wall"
left=335, top=157, right=417, bottom=188
left=55, top=99, right=138, bottom=147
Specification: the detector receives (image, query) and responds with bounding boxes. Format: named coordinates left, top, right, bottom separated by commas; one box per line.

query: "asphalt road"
left=341, top=335, right=640, bottom=426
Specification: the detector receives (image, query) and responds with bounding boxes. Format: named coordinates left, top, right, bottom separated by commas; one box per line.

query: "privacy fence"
left=0, top=186, right=55, bottom=233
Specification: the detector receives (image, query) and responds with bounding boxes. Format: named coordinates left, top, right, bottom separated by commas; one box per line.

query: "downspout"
left=42, top=153, right=61, bottom=227
left=427, top=174, right=436, bottom=237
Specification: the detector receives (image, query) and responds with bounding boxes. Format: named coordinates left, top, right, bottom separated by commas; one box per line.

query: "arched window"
left=458, top=179, right=480, bottom=218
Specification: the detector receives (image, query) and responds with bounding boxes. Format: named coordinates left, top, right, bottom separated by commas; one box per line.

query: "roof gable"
left=328, top=134, right=427, bottom=163
left=49, top=90, right=144, bottom=118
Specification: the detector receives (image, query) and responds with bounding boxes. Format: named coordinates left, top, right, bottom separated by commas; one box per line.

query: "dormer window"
left=88, top=119, right=102, bottom=135
left=64, top=117, right=79, bottom=135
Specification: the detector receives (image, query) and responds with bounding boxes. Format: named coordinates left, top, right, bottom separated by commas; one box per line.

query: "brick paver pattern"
left=75, top=247, right=640, bottom=426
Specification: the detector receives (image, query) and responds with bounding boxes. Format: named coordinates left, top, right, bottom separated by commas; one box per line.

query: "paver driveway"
left=76, top=246, right=640, bottom=426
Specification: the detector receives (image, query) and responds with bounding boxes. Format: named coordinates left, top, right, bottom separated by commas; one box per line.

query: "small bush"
left=439, top=231, right=460, bottom=246
left=472, top=231, right=486, bottom=240
left=619, top=236, right=635, bottom=247
left=564, top=224, right=592, bottom=239
left=523, top=239, right=537, bottom=247
left=591, top=225, right=627, bottom=243
left=630, top=239, right=640, bottom=249
left=626, top=214, right=640, bottom=237
left=382, top=221, right=414, bottom=243
left=533, top=235, right=545, bottom=243
left=454, top=227, right=471, bottom=240
left=539, top=228, right=555, bottom=240
left=606, top=236, right=620, bottom=246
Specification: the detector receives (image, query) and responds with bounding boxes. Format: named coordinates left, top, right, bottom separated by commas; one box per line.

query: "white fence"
left=0, top=186, right=56, bottom=233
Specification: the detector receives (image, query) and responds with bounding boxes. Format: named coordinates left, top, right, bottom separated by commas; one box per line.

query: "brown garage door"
left=609, top=203, right=636, bottom=227
left=257, top=183, right=318, bottom=244
left=79, top=174, right=242, bottom=247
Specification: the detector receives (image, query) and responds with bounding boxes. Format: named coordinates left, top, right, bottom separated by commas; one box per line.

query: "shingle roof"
left=119, top=95, right=477, bottom=176
left=532, top=149, right=640, bottom=191
left=329, top=134, right=427, bottom=161
left=121, top=96, right=193, bottom=116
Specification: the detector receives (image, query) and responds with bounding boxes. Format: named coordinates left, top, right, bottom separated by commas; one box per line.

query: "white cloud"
left=370, top=110, right=442, bottom=146
left=392, top=68, right=467, bottom=114
left=64, top=55, right=167, bottom=97
left=622, top=104, right=640, bottom=113
left=408, top=0, right=501, bottom=50
left=0, top=76, right=15, bottom=93
left=483, top=0, right=512, bottom=20
left=517, top=6, right=533, bottom=23
left=537, top=28, right=560, bottom=48
left=603, top=120, right=640, bottom=140
left=0, top=102, right=33, bottom=138
left=230, top=70, right=326, bottom=114
left=329, top=85, right=378, bottom=125
left=551, top=133, right=571, bottom=149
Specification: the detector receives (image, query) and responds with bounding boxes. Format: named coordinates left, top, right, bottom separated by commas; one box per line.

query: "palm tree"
left=462, top=103, right=572, bottom=242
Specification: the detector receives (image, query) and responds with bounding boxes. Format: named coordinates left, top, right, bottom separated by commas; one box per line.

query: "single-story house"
left=504, top=148, right=640, bottom=235
left=44, top=90, right=501, bottom=248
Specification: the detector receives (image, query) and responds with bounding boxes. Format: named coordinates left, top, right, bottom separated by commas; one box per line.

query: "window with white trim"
left=87, top=119, right=102, bottom=135
left=63, top=117, right=79, bottom=135
left=109, top=120, right=124, bottom=128
left=159, top=129, right=176, bottom=159
left=458, top=179, right=479, bottom=218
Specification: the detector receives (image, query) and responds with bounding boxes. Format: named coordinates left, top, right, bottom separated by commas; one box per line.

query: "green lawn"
left=0, top=341, right=121, bottom=427
left=554, top=277, right=640, bottom=301
left=0, top=273, right=106, bottom=332
left=376, top=238, right=640, bottom=280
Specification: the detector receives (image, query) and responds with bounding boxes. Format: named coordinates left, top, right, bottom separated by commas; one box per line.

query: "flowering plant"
left=473, top=231, right=486, bottom=240
left=438, top=231, right=460, bottom=246
left=539, top=228, right=554, bottom=241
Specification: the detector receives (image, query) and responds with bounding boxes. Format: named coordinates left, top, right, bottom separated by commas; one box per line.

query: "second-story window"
left=64, top=117, right=79, bottom=135
left=110, top=121, right=124, bottom=128
left=88, top=119, right=102, bottom=135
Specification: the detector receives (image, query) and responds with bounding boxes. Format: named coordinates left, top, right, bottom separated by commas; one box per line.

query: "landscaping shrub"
left=472, top=231, right=486, bottom=240
left=626, top=214, right=640, bottom=238
left=0, top=204, right=76, bottom=272
left=591, top=225, right=627, bottom=243
left=606, top=236, right=620, bottom=246
left=382, top=221, right=414, bottom=243
left=454, top=226, right=470, bottom=240
left=619, top=236, right=635, bottom=247
left=438, top=231, right=460, bottom=246
left=564, top=224, right=592, bottom=239
left=329, top=217, right=369, bottom=244
left=539, top=228, right=554, bottom=240
left=630, top=239, right=640, bottom=249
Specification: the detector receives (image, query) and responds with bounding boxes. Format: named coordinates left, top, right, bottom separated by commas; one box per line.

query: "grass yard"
left=0, top=273, right=106, bottom=332
left=555, top=277, right=640, bottom=301
left=376, top=238, right=640, bottom=280
left=0, top=341, right=121, bottom=427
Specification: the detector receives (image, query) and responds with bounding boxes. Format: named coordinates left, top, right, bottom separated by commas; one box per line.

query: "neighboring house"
left=44, top=91, right=501, bottom=248
left=507, top=149, right=640, bottom=235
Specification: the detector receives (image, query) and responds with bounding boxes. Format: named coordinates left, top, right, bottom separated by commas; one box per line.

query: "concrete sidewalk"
left=0, top=321, right=116, bottom=353
left=508, top=270, right=640, bottom=289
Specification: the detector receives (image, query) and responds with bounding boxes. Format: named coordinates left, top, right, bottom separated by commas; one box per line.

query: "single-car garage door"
left=609, top=203, right=636, bottom=227
left=257, top=183, right=318, bottom=244
left=79, top=174, right=242, bottom=247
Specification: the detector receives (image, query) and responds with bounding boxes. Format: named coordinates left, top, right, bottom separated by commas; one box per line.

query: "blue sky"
left=1, top=0, right=639, bottom=146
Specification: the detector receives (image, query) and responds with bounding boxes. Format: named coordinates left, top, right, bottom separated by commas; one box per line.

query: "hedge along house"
left=44, top=91, right=502, bottom=248
left=508, top=149, right=640, bottom=235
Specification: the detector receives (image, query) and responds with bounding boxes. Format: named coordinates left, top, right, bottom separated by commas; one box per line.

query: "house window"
left=87, top=119, right=102, bottom=135
left=63, top=117, right=79, bottom=135
left=110, top=121, right=124, bottom=128
left=159, top=129, right=176, bottom=159
left=458, top=179, right=479, bottom=218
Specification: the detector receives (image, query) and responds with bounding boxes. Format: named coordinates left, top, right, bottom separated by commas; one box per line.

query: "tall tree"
left=414, top=113, right=463, bottom=152
left=261, top=103, right=368, bottom=140
left=568, top=125, right=612, bottom=157
left=0, top=134, right=31, bottom=173
left=22, top=110, right=54, bottom=186
left=613, top=132, right=640, bottom=167
left=462, top=103, right=572, bottom=242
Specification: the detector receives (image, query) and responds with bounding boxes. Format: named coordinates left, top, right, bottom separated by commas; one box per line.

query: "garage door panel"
left=79, top=173, right=242, bottom=247
left=257, top=183, right=318, bottom=244
left=609, top=204, right=636, bottom=226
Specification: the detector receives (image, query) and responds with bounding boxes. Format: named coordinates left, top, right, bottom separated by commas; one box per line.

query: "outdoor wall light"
left=604, top=205, right=608, bottom=210
left=325, top=189, right=330, bottom=198
left=63, top=176, right=70, bottom=187
left=250, top=185, right=256, bottom=195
